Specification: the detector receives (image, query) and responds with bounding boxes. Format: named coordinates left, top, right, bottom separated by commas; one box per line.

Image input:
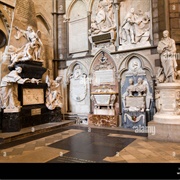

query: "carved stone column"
left=87, top=11, right=92, bottom=55
left=57, top=0, right=67, bottom=70
left=52, top=0, right=67, bottom=78
left=114, top=0, right=120, bottom=49
left=52, top=0, right=59, bottom=79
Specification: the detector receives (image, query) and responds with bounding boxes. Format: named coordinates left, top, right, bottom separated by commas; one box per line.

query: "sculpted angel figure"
left=8, top=26, right=43, bottom=68
left=46, top=75, right=63, bottom=110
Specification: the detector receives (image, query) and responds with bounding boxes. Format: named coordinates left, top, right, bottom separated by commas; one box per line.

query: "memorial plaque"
left=23, top=88, right=44, bottom=105
left=31, top=108, right=41, bottom=116
left=70, top=78, right=87, bottom=102
left=69, top=18, right=88, bottom=53
left=94, top=69, right=115, bottom=85
left=160, top=90, right=176, bottom=111
left=92, top=33, right=111, bottom=43
left=125, top=96, right=145, bottom=108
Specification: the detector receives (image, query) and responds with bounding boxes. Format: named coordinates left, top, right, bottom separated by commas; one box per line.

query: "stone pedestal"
left=88, top=114, right=118, bottom=127
left=47, top=107, right=62, bottom=122
left=20, top=105, right=62, bottom=128
left=148, top=120, right=180, bottom=142
left=148, top=83, right=180, bottom=142
left=2, top=112, right=21, bottom=132
left=0, top=108, right=3, bottom=130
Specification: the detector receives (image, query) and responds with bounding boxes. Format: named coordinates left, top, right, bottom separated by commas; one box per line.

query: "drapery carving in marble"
left=120, top=8, right=150, bottom=45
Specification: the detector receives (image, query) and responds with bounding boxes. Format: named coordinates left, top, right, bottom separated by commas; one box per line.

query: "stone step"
left=0, top=120, right=75, bottom=145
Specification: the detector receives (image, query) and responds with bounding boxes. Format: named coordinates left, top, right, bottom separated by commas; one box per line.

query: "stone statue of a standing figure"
left=0, top=67, right=29, bottom=109
left=157, top=30, right=177, bottom=83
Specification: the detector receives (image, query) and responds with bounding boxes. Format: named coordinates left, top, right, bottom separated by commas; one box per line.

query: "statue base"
left=2, top=112, right=21, bottom=132
left=88, top=114, right=118, bottom=127
left=47, top=107, right=62, bottom=122
left=153, top=113, right=180, bottom=124
left=148, top=82, right=180, bottom=142
left=20, top=106, right=62, bottom=129
left=148, top=120, right=180, bottom=142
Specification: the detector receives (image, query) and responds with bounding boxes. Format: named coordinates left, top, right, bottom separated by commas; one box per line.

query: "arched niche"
left=36, top=14, right=51, bottom=35
left=89, top=49, right=119, bottom=127
left=67, top=0, right=89, bottom=54
left=118, top=53, right=155, bottom=129
left=118, top=53, right=155, bottom=88
left=66, top=61, right=90, bottom=114
left=90, top=49, right=118, bottom=92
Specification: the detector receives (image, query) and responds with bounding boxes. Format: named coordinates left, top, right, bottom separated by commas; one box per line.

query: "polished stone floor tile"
left=48, top=131, right=135, bottom=163
left=0, top=124, right=180, bottom=164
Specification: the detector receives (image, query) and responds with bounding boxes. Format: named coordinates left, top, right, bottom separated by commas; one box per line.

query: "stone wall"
left=0, top=0, right=53, bottom=81
left=169, top=0, right=180, bottom=55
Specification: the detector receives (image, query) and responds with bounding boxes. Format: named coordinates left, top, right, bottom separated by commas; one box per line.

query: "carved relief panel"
left=89, top=0, right=117, bottom=52
left=119, top=0, right=151, bottom=50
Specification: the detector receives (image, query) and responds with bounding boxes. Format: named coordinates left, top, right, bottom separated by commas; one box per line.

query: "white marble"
left=94, top=69, right=115, bottom=85
left=94, top=109, right=115, bottom=115
left=69, top=18, right=88, bottom=53
left=157, top=30, right=177, bottom=83
left=155, top=83, right=180, bottom=115
left=148, top=120, right=180, bottom=142
left=8, top=26, right=44, bottom=68
left=46, top=75, right=63, bottom=110
left=0, top=67, right=29, bottom=110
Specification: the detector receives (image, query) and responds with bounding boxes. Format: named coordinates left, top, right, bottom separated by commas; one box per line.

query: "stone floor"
left=0, top=121, right=180, bottom=179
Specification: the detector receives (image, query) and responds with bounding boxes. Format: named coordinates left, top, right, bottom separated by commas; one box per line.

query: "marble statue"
left=134, top=10, right=150, bottom=44
left=46, top=75, right=63, bottom=110
left=120, top=8, right=150, bottom=45
left=8, top=26, right=43, bottom=68
left=109, top=94, right=116, bottom=109
left=126, top=78, right=135, bottom=96
left=0, top=67, right=29, bottom=109
left=157, top=30, right=177, bottom=83
left=121, top=8, right=136, bottom=44
left=135, top=77, right=147, bottom=96
left=90, top=0, right=116, bottom=34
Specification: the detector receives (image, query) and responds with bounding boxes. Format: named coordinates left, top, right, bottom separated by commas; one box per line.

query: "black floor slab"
left=0, top=124, right=146, bottom=149
left=47, top=130, right=135, bottom=163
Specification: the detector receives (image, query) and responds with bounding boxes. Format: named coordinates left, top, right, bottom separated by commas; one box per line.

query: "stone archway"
left=66, top=62, right=90, bottom=118
left=118, top=53, right=155, bottom=129
left=88, top=49, right=119, bottom=127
